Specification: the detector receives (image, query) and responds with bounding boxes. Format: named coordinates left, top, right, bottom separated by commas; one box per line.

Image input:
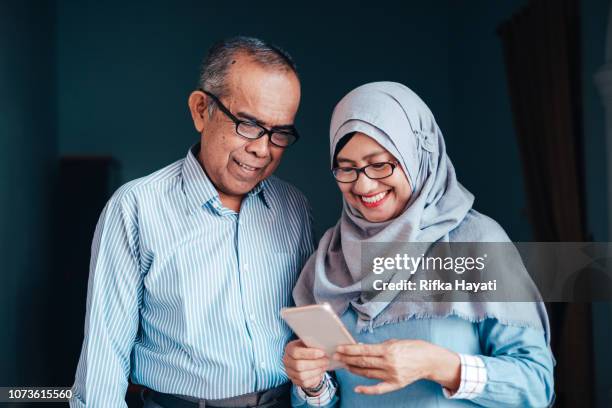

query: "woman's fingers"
left=336, top=343, right=386, bottom=356
left=354, top=382, right=400, bottom=395
left=285, top=366, right=326, bottom=388
left=285, top=366, right=326, bottom=380
left=334, top=353, right=385, bottom=368
left=283, top=340, right=329, bottom=388
left=286, top=341, right=326, bottom=360
left=283, top=341, right=328, bottom=370
left=285, top=356, right=329, bottom=371
left=345, top=366, right=388, bottom=380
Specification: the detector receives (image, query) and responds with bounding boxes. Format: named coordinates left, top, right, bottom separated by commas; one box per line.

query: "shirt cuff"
left=294, top=373, right=336, bottom=406
left=443, top=354, right=487, bottom=400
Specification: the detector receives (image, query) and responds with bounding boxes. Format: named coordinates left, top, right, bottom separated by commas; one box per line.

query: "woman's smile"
left=357, top=189, right=392, bottom=208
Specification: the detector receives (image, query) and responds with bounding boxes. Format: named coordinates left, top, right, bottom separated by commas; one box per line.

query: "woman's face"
left=335, top=132, right=412, bottom=222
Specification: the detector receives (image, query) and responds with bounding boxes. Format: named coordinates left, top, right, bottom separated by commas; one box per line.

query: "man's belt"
left=146, top=383, right=292, bottom=408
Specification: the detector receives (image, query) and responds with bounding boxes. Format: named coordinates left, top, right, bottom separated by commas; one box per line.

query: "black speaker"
left=48, top=156, right=120, bottom=385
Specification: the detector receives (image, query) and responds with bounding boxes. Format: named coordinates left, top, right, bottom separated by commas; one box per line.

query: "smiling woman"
left=284, top=82, right=555, bottom=408
left=333, top=132, right=412, bottom=222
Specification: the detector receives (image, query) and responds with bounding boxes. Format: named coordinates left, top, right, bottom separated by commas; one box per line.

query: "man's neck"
left=196, top=148, right=245, bottom=212
left=218, top=191, right=243, bottom=213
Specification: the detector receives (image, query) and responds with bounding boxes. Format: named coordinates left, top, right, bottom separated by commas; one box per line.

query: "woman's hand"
left=283, top=340, right=330, bottom=394
left=334, top=339, right=460, bottom=395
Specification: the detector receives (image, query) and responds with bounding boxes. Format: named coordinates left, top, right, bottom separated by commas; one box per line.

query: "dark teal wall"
left=55, top=0, right=453, bottom=238
left=581, top=1, right=612, bottom=406
left=0, top=0, right=57, bottom=385
left=54, top=0, right=546, bottom=240
left=447, top=0, right=530, bottom=240
left=583, top=0, right=610, bottom=243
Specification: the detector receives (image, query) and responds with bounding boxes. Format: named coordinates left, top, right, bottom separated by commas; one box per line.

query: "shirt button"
left=260, top=361, right=266, bottom=368
left=250, top=313, right=256, bottom=322
left=242, top=263, right=249, bottom=272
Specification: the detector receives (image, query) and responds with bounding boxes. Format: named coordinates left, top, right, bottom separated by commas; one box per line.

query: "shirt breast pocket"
left=251, top=250, right=303, bottom=304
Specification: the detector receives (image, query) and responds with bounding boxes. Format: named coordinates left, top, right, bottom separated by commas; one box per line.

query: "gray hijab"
left=293, top=82, right=550, bottom=342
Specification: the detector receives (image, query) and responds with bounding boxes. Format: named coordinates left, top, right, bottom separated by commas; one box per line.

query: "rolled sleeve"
left=443, top=354, right=487, bottom=399
left=291, top=373, right=339, bottom=407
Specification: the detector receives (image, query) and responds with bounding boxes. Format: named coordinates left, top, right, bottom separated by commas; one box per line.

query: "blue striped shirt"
left=70, top=144, right=314, bottom=407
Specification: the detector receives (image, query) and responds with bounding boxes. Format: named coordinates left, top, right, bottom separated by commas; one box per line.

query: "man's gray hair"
left=198, top=36, right=298, bottom=114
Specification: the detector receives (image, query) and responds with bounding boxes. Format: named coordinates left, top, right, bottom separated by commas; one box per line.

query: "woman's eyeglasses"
left=332, top=161, right=398, bottom=183
left=201, top=89, right=299, bottom=148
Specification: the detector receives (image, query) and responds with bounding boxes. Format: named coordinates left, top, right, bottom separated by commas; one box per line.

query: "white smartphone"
left=281, top=303, right=356, bottom=370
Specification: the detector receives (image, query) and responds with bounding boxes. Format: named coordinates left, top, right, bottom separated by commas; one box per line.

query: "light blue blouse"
left=292, top=307, right=554, bottom=407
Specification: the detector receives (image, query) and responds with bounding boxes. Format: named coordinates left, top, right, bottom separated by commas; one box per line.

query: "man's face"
left=190, top=56, right=301, bottom=200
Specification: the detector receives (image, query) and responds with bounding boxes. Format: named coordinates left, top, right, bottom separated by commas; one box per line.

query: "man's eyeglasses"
left=332, top=161, right=398, bottom=183
left=201, top=89, right=299, bottom=148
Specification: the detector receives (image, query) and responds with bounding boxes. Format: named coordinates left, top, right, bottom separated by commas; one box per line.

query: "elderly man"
left=70, top=37, right=313, bottom=408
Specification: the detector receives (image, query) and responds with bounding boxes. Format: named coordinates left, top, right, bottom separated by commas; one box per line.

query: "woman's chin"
left=359, top=204, right=398, bottom=223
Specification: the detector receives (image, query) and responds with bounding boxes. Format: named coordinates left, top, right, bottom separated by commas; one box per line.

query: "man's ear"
left=188, top=90, right=208, bottom=133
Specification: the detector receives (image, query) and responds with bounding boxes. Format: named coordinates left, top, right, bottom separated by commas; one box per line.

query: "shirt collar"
left=181, top=143, right=272, bottom=214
